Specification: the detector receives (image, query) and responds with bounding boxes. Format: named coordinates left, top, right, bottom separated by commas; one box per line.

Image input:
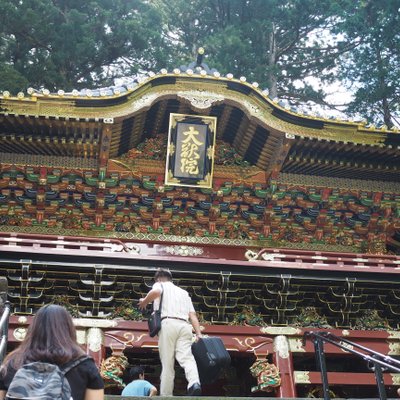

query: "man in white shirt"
left=139, top=268, right=203, bottom=396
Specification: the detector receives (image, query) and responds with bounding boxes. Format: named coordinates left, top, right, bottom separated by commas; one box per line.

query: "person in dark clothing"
left=0, top=304, right=104, bottom=400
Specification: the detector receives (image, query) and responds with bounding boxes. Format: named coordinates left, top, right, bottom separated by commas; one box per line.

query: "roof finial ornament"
left=196, top=47, right=205, bottom=67
left=179, top=46, right=217, bottom=76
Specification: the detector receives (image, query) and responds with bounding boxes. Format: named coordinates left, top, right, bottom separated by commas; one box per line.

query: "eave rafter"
left=0, top=113, right=101, bottom=158
left=1, top=74, right=400, bottom=179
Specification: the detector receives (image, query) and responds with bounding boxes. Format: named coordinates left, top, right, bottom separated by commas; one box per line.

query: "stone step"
left=105, top=397, right=281, bottom=400
left=105, top=397, right=313, bottom=400
left=104, top=397, right=400, bottom=400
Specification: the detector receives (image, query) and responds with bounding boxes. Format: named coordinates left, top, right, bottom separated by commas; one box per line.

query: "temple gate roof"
left=0, top=61, right=399, bottom=254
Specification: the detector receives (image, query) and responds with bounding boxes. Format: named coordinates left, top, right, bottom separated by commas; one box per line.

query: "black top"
left=0, top=357, right=104, bottom=400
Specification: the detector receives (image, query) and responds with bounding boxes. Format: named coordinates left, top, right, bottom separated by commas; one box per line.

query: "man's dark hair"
left=129, top=366, right=145, bottom=380
left=154, top=268, right=172, bottom=281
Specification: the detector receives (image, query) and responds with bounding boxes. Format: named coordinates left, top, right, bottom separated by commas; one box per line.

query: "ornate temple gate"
left=1, top=52, right=400, bottom=398
left=5, top=314, right=400, bottom=397
left=2, top=234, right=400, bottom=397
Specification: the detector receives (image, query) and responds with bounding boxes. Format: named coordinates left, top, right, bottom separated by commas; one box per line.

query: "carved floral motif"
left=164, top=245, right=204, bottom=257
left=177, top=89, right=224, bottom=110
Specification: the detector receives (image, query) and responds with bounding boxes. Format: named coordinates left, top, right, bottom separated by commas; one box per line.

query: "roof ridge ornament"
left=179, top=47, right=218, bottom=76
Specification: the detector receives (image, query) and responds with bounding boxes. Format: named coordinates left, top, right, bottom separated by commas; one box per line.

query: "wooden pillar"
left=273, top=335, right=296, bottom=398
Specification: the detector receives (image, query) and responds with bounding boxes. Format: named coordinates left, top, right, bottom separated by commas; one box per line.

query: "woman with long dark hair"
left=0, top=304, right=104, bottom=400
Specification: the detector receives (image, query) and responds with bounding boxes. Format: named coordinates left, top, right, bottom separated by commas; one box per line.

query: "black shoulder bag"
left=148, top=284, right=163, bottom=337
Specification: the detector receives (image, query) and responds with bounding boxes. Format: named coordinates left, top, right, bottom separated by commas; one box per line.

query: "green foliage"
left=335, top=0, right=400, bottom=127
left=0, top=0, right=166, bottom=92
left=1, top=0, right=399, bottom=125
left=162, top=0, right=352, bottom=102
left=0, top=64, right=29, bottom=93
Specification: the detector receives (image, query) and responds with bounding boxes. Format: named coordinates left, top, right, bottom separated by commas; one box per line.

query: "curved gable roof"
left=1, top=72, right=399, bottom=180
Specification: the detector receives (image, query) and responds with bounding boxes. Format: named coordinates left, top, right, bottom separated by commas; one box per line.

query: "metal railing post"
left=313, top=336, right=330, bottom=400
left=305, top=331, right=400, bottom=400
left=372, top=356, right=387, bottom=400
left=0, top=301, right=11, bottom=364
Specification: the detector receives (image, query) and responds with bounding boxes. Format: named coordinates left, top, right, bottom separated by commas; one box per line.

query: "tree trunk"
left=267, top=24, right=278, bottom=99
left=382, top=96, right=393, bottom=128
left=375, top=44, right=393, bottom=128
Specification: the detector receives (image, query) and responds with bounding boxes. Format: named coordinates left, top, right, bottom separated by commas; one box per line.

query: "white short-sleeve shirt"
left=152, top=281, right=195, bottom=321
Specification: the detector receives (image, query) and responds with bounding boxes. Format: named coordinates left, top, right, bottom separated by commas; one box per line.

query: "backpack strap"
left=60, top=355, right=91, bottom=375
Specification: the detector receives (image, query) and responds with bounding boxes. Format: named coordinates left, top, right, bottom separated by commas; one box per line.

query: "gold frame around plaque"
left=165, top=113, right=217, bottom=188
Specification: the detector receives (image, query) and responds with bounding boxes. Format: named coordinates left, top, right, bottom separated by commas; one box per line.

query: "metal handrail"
left=303, top=331, right=400, bottom=400
left=0, top=301, right=11, bottom=364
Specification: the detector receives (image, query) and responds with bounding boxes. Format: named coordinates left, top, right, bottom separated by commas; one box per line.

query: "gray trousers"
left=158, top=318, right=200, bottom=396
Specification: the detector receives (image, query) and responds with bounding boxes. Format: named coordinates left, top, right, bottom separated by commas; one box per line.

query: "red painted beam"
left=295, top=371, right=400, bottom=386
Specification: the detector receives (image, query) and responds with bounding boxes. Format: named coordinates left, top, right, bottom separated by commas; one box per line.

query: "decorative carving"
left=177, top=90, right=224, bottom=109
left=130, top=94, right=158, bottom=113
left=110, top=299, right=143, bottom=321
left=388, top=342, right=400, bottom=355
left=76, top=329, right=86, bottom=345
left=366, top=238, right=387, bottom=255
left=87, top=327, right=103, bottom=352
left=294, top=371, right=311, bottom=384
left=13, top=327, right=27, bottom=341
left=388, top=331, right=400, bottom=339
left=52, top=295, right=80, bottom=318
left=105, top=332, right=148, bottom=348
left=73, top=318, right=118, bottom=328
left=288, top=338, right=305, bottom=352
left=273, top=335, right=290, bottom=359
left=125, top=243, right=141, bottom=254
left=279, top=172, right=400, bottom=194
left=260, top=327, right=301, bottom=335
left=292, top=307, right=332, bottom=329
left=233, top=337, right=256, bottom=350
left=242, top=100, right=261, bottom=116
left=164, top=245, right=204, bottom=257
left=245, top=250, right=258, bottom=261
left=390, top=373, right=400, bottom=385
left=249, top=359, right=281, bottom=392
left=231, top=305, right=265, bottom=326
left=100, top=354, right=129, bottom=388
left=354, top=309, right=390, bottom=330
